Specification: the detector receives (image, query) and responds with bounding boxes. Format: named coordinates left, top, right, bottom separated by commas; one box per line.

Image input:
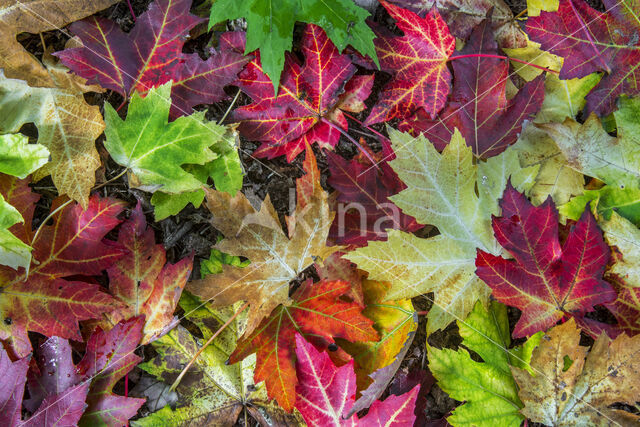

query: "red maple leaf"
left=400, top=18, right=545, bottom=158
left=327, top=141, right=421, bottom=246
left=475, top=184, right=616, bottom=337
left=0, top=175, right=123, bottom=358
left=223, top=27, right=373, bottom=161
left=1, top=317, right=144, bottom=426
left=55, top=0, right=249, bottom=117
left=363, top=0, right=455, bottom=125
left=294, top=333, right=420, bottom=426
left=527, top=0, right=640, bottom=116
left=228, top=279, right=378, bottom=412
left=104, top=202, right=193, bottom=344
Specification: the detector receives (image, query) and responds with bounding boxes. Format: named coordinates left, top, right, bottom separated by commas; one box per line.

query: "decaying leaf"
left=0, top=0, right=118, bottom=86
left=135, top=293, right=303, bottom=426
left=187, top=145, right=339, bottom=337
left=512, top=318, right=640, bottom=425
left=0, top=68, right=105, bottom=207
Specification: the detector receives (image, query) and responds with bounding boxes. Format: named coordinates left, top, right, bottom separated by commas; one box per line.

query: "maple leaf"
left=0, top=345, right=29, bottom=425
left=512, top=318, right=640, bottom=425
left=339, top=279, right=417, bottom=393
left=540, top=96, right=640, bottom=190
left=0, top=134, right=49, bottom=180
left=399, top=18, right=545, bottom=158
left=294, top=333, right=420, bottom=426
left=97, top=202, right=193, bottom=344
left=0, top=175, right=123, bottom=357
left=527, top=0, right=640, bottom=116
left=561, top=186, right=640, bottom=225
left=364, top=0, right=455, bottom=125
left=601, top=212, right=640, bottom=289
left=0, top=67, right=105, bottom=208
left=150, top=140, right=244, bottom=221
left=327, top=141, right=421, bottom=246
left=1, top=344, right=89, bottom=427
left=0, top=134, right=48, bottom=270
left=476, top=184, right=616, bottom=337
left=209, top=0, right=377, bottom=92
left=2, top=317, right=144, bottom=426
left=506, top=50, right=599, bottom=206
left=104, top=83, right=240, bottom=195
left=55, top=0, right=249, bottom=117
left=347, top=129, right=538, bottom=332
left=186, top=145, right=340, bottom=337
left=226, top=28, right=373, bottom=161
left=0, top=0, right=118, bottom=86
left=387, top=0, right=527, bottom=48
left=428, top=301, right=542, bottom=427
left=228, top=279, right=378, bottom=412
left=136, top=293, right=303, bottom=426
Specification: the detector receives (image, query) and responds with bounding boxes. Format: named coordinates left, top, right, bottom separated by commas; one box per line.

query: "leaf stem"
left=343, top=112, right=391, bottom=142
left=169, top=301, right=250, bottom=391
left=319, top=117, right=379, bottom=168
left=126, top=0, right=136, bottom=21
left=449, top=54, right=559, bottom=74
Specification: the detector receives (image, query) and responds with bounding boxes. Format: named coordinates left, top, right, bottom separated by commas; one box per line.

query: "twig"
left=170, top=301, right=250, bottom=391
left=218, top=89, right=241, bottom=125
left=320, top=117, right=379, bottom=168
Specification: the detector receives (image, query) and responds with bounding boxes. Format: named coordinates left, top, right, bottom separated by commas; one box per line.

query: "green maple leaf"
left=0, top=133, right=48, bottom=270
left=428, top=301, right=542, bottom=427
left=346, top=128, right=538, bottom=333
left=560, top=186, right=640, bottom=226
left=209, top=0, right=378, bottom=92
left=0, top=133, right=49, bottom=179
left=104, top=82, right=241, bottom=196
left=599, top=212, right=640, bottom=288
left=133, top=292, right=301, bottom=426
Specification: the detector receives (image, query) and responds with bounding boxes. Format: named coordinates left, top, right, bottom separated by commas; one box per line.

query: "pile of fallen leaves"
left=1, top=0, right=640, bottom=425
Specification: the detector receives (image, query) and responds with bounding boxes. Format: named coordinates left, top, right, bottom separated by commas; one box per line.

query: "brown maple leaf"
left=512, top=319, right=640, bottom=425
left=187, top=146, right=340, bottom=336
left=0, top=0, right=118, bottom=87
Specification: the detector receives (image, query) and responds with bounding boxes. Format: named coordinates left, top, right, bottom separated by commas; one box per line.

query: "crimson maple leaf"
left=224, top=27, right=373, bottom=161
left=228, top=279, right=378, bottom=412
left=102, top=202, right=193, bottom=344
left=527, top=0, right=640, bottom=116
left=363, top=0, right=455, bottom=125
left=1, top=317, right=144, bottom=426
left=294, top=333, right=420, bottom=426
left=0, top=175, right=123, bottom=358
left=327, top=141, right=421, bottom=246
left=400, top=18, right=545, bottom=158
left=476, top=184, right=616, bottom=337
left=55, top=0, right=249, bottom=117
